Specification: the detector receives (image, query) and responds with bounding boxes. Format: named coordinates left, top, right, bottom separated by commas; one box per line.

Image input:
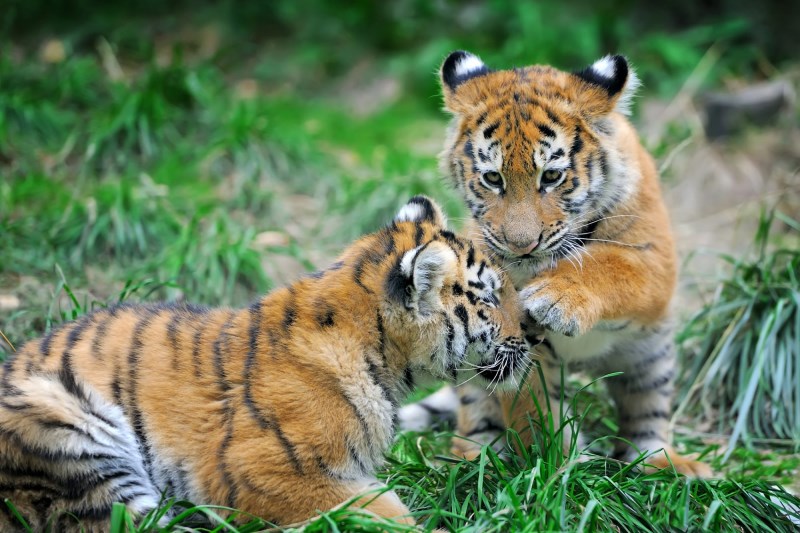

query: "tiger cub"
left=0, top=196, right=532, bottom=532
left=400, top=52, right=710, bottom=477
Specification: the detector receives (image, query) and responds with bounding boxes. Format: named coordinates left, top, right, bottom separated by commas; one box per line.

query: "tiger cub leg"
left=397, top=385, right=506, bottom=461
left=498, top=354, right=576, bottom=458
left=604, top=331, right=712, bottom=477
left=0, top=372, right=162, bottom=531
left=450, top=384, right=505, bottom=460
left=397, top=385, right=459, bottom=432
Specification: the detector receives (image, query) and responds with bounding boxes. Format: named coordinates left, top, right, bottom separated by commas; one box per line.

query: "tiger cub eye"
left=541, top=169, right=563, bottom=185
left=481, top=171, right=504, bottom=189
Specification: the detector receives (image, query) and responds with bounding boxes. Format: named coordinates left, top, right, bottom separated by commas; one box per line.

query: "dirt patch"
left=641, top=91, right=800, bottom=312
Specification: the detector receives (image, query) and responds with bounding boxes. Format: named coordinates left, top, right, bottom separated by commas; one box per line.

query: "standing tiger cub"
left=400, top=52, right=711, bottom=477
left=0, top=196, right=532, bottom=532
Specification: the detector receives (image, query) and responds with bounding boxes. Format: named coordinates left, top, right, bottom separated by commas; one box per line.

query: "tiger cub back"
left=0, top=195, right=531, bottom=531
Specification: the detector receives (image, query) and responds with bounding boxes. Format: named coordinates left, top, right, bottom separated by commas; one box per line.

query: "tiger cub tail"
left=0, top=369, right=161, bottom=531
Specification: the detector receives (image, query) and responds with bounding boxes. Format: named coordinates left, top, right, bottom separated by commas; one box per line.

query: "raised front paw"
left=519, top=276, right=599, bottom=336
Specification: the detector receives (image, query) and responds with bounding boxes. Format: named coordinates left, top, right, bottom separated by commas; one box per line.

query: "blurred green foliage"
left=4, top=0, right=789, bottom=100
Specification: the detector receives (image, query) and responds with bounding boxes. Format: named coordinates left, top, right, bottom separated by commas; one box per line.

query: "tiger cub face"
left=388, top=196, right=530, bottom=390
left=439, top=51, right=640, bottom=274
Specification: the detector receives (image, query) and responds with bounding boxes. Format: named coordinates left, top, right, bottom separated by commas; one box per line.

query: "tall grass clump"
left=677, top=211, right=800, bottom=458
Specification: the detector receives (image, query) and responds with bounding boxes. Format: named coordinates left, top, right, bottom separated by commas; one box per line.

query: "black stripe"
left=215, top=312, right=240, bottom=508
left=347, top=442, right=369, bottom=475
left=353, top=248, right=383, bottom=294
left=453, top=304, right=469, bottom=331
left=536, top=123, right=556, bottom=138
left=444, top=318, right=456, bottom=357
left=376, top=311, right=386, bottom=365
left=192, top=315, right=211, bottom=378
left=418, top=403, right=451, bottom=416
left=273, top=423, right=304, bottom=475
left=620, top=368, right=676, bottom=394
left=403, top=367, right=414, bottom=390
left=465, top=419, right=505, bottom=437
left=465, top=290, right=479, bottom=305
left=111, top=367, right=122, bottom=405
left=460, top=394, right=478, bottom=405
left=67, top=504, right=114, bottom=520
left=166, top=313, right=183, bottom=370
left=483, top=122, right=499, bottom=139
left=367, top=358, right=395, bottom=408
left=38, top=419, right=96, bottom=442
left=241, top=306, right=305, bottom=476
left=382, top=231, right=396, bottom=255
left=39, top=328, right=58, bottom=361
left=127, top=312, right=156, bottom=479
left=634, top=344, right=673, bottom=369
left=282, top=290, right=296, bottom=331
left=468, top=180, right=485, bottom=201
left=628, top=429, right=660, bottom=441
left=213, top=313, right=236, bottom=394
left=317, top=305, right=335, bottom=328
left=466, top=246, right=476, bottom=268
left=620, top=410, right=670, bottom=423
left=91, top=314, right=111, bottom=360
left=414, top=224, right=424, bottom=246
left=463, top=139, right=474, bottom=159
left=570, top=125, right=584, bottom=155
left=545, top=108, right=562, bottom=126
left=438, top=229, right=461, bottom=248
left=216, top=406, right=239, bottom=508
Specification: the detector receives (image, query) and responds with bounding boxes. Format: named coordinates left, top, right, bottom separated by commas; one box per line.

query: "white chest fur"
left=546, top=320, right=635, bottom=363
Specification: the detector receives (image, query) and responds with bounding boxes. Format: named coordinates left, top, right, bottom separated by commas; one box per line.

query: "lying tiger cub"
left=0, top=195, right=531, bottom=531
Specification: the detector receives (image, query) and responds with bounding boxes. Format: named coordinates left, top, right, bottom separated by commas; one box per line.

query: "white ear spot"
left=455, top=53, right=486, bottom=78
left=590, top=55, right=617, bottom=78
left=395, top=203, right=425, bottom=224
left=394, top=195, right=447, bottom=227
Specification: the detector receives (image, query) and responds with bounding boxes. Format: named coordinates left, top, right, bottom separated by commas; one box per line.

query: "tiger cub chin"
left=0, top=196, right=532, bottom=532
left=400, top=52, right=710, bottom=477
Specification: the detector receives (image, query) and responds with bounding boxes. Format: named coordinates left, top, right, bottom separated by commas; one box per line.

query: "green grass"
left=6, top=385, right=798, bottom=532
left=677, top=211, right=800, bottom=458
left=1, top=4, right=799, bottom=532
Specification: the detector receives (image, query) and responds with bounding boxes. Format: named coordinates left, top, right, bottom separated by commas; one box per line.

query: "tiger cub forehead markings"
left=472, top=129, right=504, bottom=176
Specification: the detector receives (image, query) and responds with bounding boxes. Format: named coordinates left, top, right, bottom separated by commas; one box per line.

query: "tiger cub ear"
left=573, top=55, right=641, bottom=116
left=398, top=241, right=458, bottom=316
left=440, top=50, right=490, bottom=114
left=394, top=195, right=447, bottom=228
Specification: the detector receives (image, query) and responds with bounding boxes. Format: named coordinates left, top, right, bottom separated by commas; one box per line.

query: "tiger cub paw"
left=519, top=276, right=599, bottom=336
left=643, top=448, right=713, bottom=478
left=450, top=443, right=483, bottom=462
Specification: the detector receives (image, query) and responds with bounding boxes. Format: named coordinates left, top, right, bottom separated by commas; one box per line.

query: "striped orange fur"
left=0, top=196, right=532, bottom=531
left=400, top=52, right=710, bottom=477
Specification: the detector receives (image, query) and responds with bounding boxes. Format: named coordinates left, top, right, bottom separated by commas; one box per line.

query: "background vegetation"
left=1, top=0, right=798, bottom=531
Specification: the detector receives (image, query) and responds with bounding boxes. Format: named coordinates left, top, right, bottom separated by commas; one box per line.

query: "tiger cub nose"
left=507, top=235, right=541, bottom=256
